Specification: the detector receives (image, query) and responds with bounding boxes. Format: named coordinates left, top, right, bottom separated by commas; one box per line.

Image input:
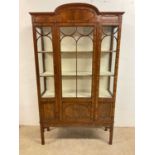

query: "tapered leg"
left=109, top=125, right=114, bottom=145
left=105, top=127, right=108, bottom=131
left=47, top=127, right=50, bottom=131
left=40, top=125, right=45, bottom=145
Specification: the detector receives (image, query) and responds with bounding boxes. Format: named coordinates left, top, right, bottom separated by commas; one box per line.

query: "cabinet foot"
left=109, top=125, right=113, bottom=145
left=105, top=127, right=108, bottom=131
left=40, top=126, right=45, bottom=145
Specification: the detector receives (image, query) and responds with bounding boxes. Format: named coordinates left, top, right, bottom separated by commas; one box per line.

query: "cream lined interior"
left=36, top=26, right=117, bottom=98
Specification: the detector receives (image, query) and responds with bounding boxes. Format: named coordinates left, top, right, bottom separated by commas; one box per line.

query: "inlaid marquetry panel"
left=98, top=102, right=112, bottom=122
left=55, top=3, right=98, bottom=22
left=42, top=102, right=55, bottom=121
left=62, top=102, right=91, bottom=121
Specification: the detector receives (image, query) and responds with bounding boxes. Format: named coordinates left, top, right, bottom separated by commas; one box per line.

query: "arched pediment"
left=54, top=3, right=99, bottom=22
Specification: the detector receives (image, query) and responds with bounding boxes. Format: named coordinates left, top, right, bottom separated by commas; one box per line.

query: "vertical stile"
left=40, top=28, right=47, bottom=91
left=92, top=24, right=101, bottom=120
left=76, top=30, right=78, bottom=98
left=108, top=27, right=115, bottom=119
left=107, top=27, right=114, bottom=92
left=112, top=16, right=123, bottom=121
left=87, top=26, right=95, bottom=120
left=52, top=24, right=62, bottom=120
left=113, top=17, right=122, bottom=99
left=32, top=25, right=43, bottom=123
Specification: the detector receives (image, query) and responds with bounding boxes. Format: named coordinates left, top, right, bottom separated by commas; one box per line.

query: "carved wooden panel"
left=56, top=9, right=96, bottom=22
left=42, top=102, right=55, bottom=121
left=33, top=15, right=56, bottom=23
left=98, top=102, right=112, bottom=122
left=62, top=102, right=91, bottom=121
left=30, top=3, right=123, bottom=24
left=55, top=3, right=98, bottom=22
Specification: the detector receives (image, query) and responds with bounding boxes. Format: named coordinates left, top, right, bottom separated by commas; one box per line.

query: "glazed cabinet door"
left=59, top=26, right=95, bottom=121
left=35, top=27, right=55, bottom=98
left=34, top=26, right=56, bottom=121
left=98, top=26, right=119, bottom=122
left=99, top=26, right=118, bottom=98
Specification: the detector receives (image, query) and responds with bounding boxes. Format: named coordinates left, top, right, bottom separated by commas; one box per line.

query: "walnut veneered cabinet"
left=30, top=3, right=124, bottom=145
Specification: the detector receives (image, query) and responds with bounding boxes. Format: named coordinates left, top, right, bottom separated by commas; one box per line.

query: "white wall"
left=19, top=0, right=135, bottom=127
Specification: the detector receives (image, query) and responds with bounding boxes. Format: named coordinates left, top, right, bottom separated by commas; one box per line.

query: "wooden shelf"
left=41, top=90, right=112, bottom=98
left=61, top=50, right=116, bottom=53
left=99, top=90, right=112, bottom=98
left=62, top=51, right=93, bottom=53
left=63, top=92, right=91, bottom=97
left=40, top=72, right=54, bottom=77
left=101, top=50, right=116, bottom=53
left=38, top=51, right=53, bottom=53
left=100, top=71, right=114, bottom=76
left=37, top=50, right=116, bottom=53
left=62, top=71, right=91, bottom=76
left=41, top=91, right=91, bottom=98
left=42, top=90, right=54, bottom=98
left=40, top=71, right=114, bottom=77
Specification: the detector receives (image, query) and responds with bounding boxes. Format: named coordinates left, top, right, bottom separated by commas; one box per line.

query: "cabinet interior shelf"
left=41, top=90, right=112, bottom=98
left=40, top=71, right=114, bottom=77
left=37, top=50, right=116, bottom=53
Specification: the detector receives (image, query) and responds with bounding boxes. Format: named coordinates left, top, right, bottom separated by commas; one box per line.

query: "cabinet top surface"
left=29, top=3, right=124, bottom=16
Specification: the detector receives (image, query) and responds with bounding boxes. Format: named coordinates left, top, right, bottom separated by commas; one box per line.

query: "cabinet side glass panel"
left=99, top=26, right=118, bottom=98
left=36, top=27, right=55, bottom=98
left=60, top=27, right=93, bottom=98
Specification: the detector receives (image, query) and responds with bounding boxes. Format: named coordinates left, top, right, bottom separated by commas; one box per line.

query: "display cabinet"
left=30, top=3, right=124, bottom=145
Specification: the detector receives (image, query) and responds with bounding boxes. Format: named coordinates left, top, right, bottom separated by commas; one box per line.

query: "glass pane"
left=36, top=27, right=55, bottom=98
left=61, top=37, right=76, bottom=51
left=77, top=77, right=92, bottom=97
left=77, top=27, right=93, bottom=35
left=62, top=77, right=76, bottom=97
left=77, top=53, right=92, bottom=73
left=60, top=26, right=93, bottom=97
left=61, top=53, right=76, bottom=73
left=77, top=37, right=93, bottom=51
left=100, top=52, right=116, bottom=75
left=36, top=27, right=53, bottom=51
left=38, top=53, right=54, bottom=75
left=101, top=26, right=118, bottom=51
left=99, top=77, right=114, bottom=97
left=99, top=26, right=118, bottom=98
left=40, top=77, right=55, bottom=98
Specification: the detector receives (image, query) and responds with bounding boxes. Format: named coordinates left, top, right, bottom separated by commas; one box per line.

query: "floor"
left=20, top=126, right=134, bottom=155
